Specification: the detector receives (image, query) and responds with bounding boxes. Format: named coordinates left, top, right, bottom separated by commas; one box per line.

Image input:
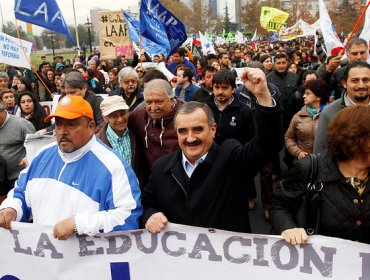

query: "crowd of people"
left=0, top=35, right=369, bottom=245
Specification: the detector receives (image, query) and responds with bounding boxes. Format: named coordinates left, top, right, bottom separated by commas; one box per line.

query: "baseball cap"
left=44, top=95, right=93, bottom=123
left=100, top=96, right=129, bottom=117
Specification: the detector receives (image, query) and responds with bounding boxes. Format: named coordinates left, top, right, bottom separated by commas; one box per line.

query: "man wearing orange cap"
left=0, top=95, right=142, bottom=240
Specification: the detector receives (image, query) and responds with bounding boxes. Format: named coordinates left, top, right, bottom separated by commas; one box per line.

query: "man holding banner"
left=142, top=68, right=282, bottom=234
left=0, top=96, right=142, bottom=239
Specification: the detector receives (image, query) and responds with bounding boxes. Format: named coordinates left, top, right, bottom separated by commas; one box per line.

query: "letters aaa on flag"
left=260, top=6, right=289, bottom=33
left=140, top=0, right=187, bottom=56
left=14, top=0, right=75, bottom=45
left=123, top=11, right=168, bottom=56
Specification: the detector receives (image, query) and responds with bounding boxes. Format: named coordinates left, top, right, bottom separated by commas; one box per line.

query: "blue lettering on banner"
left=0, top=276, right=20, bottom=280
left=110, top=262, right=131, bottom=280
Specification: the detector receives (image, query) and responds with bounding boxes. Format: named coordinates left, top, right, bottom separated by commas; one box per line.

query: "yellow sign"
left=260, top=7, right=289, bottom=32
left=98, top=11, right=134, bottom=60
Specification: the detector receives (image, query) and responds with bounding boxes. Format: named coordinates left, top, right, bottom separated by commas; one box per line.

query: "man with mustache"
left=128, top=79, right=184, bottom=186
left=142, top=68, right=282, bottom=233
left=109, top=67, right=144, bottom=111
left=314, top=61, right=370, bottom=153
left=0, top=96, right=142, bottom=240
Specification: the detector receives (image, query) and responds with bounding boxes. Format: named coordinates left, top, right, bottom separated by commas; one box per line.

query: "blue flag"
left=140, top=0, right=187, bottom=56
left=123, top=11, right=168, bottom=56
left=14, top=0, right=75, bottom=45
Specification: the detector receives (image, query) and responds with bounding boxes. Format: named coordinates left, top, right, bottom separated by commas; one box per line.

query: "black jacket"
left=267, top=70, right=298, bottom=111
left=207, top=95, right=254, bottom=145
left=141, top=103, right=282, bottom=233
left=84, top=90, right=104, bottom=127
left=271, top=152, right=370, bottom=244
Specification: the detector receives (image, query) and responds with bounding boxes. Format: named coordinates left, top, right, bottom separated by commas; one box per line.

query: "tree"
left=184, top=0, right=217, bottom=33
left=241, top=0, right=262, bottom=32
left=330, top=1, right=363, bottom=34
left=2, top=22, right=28, bottom=40
left=224, top=2, right=231, bottom=33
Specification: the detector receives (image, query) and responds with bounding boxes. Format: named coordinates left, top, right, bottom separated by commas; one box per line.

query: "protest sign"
left=279, top=19, right=316, bottom=41
left=1, top=222, right=370, bottom=279
left=0, top=32, right=32, bottom=69
left=260, top=6, right=289, bottom=32
left=98, top=11, right=134, bottom=60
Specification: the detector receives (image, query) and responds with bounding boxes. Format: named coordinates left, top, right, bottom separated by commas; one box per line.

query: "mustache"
left=149, top=109, right=162, bottom=114
left=127, top=85, right=136, bottom=89
left=185, top=140, right=202, bottom=146
left=354, top=88, right=368, bottom=91
left=59, top=136, right=71, bottom=142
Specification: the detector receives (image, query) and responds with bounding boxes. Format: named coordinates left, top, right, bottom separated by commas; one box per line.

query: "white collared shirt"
left=181, top=152, right=208, bottom=178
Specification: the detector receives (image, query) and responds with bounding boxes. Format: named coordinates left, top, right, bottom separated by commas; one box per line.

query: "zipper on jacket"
left=171, top=173, right=187, bottom=197
left=57, top=162, right=67, bottom=181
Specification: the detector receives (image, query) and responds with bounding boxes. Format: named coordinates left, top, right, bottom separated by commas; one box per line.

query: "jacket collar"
left=317, top=153, right=344, bottom=182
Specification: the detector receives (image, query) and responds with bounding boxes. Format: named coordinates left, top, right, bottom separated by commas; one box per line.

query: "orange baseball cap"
left=44, top=95, right=93, bottom=123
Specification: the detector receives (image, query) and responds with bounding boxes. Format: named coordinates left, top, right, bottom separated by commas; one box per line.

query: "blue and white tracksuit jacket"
left=0, top=135, right=143, bottom=236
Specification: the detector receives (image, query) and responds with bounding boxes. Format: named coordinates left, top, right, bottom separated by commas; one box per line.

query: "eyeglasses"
left=122, top=78, right=138, bottom=84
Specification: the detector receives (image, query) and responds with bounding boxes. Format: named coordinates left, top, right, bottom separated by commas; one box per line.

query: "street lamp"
left=48, top=31, right=56, bottom=58
left=85, top=16, right=93, bottom=52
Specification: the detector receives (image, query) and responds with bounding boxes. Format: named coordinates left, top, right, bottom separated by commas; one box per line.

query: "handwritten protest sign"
left=98, top=11, right=135, bottom=60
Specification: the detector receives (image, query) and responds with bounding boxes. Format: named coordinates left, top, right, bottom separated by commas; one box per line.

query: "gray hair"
left=62, top=71, right=86, bottom=89
left=0, top=72, right=9, bottom=81
left=118, top=67, right=138, bottom=83
left=175, top=101, right=215, bottom=127
left=143, top=79, right=174, bottom=99
left=347, top=38, right=368, bottom=52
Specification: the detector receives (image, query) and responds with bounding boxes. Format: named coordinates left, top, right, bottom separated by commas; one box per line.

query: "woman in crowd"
left=288, top=62, right=299, bottom=74
left=11, top=74, right=21, bottom=91
left=285, top=79, right=329, bottom=160
left=15, top=76, right=34, bottom=102
left=17, top=91, right=50, bottom=131
left=259, top=54, right=273, bottom=75
left=46, top=69, right=57, bottom=92
left=271, top=105, right=370, bottom=244
left=211, top=60, right=221, bottom=71
left=105, top=68, right=119, bottom=93
left=136, top=66, right=146, bottom=87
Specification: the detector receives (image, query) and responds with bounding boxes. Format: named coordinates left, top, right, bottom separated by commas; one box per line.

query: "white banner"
left=1, top=222, right=370, bottom=279
left=0, top=32, right=32, bottom=69
left=279, top=19, right=316, bottom=41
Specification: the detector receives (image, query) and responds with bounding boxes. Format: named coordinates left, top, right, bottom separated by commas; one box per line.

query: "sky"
left=0, top=0, right=235, bottom=34
left=0, top=0, right=139, bottom=33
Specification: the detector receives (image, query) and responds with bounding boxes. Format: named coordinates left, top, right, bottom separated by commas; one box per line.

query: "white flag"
left=359, top=0, right=370, bottom=47
left=235, top=31, right=245, bottom=44
left=199, top=31, right=216, bottom=55
left=319, top=0, right=343, bottom=54
left=215, top=36, right=226, bottom=46
left=251, top=28, right=257, bottom=42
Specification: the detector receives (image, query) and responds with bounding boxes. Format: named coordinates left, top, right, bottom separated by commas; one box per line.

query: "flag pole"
left=72, top=0, right=80, bottom=54
left=340, top=1, right=370, bottom=55
left=14, top=20, right=54, bottom=98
